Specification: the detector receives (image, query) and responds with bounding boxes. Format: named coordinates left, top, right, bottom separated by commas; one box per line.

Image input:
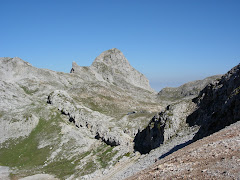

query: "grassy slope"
left=0, top=107, right=122, bottom=179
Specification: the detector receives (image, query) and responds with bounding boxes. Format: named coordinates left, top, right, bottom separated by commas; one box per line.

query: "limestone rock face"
left=47, top=90, right=132, bottom=147
left=71, top=48, right=154, bottom=92
left=134, top=100, right=196, bottom=154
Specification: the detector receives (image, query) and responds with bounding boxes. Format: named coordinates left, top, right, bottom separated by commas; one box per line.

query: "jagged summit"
left=71, top=48, right=155, bottom=92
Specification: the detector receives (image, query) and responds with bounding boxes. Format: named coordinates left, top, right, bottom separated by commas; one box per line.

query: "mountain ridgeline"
left=70, top=48, right=154, bottom=92
left=0, top=49, right=239, bottom=179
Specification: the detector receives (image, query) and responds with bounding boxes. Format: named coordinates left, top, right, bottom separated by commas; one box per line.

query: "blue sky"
left=1, top=0, right=240, bottom=91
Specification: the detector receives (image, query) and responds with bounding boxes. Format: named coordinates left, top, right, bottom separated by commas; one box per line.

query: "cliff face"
left=134, top=100, right=196, bottom=154
left=187, top=63, right=240, bottom=140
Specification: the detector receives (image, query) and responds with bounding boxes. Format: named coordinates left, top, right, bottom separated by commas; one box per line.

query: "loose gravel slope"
left=127, top=121, right=240, bottom=180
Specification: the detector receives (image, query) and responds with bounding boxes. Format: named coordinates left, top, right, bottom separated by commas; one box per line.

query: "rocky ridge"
left=0, top=49, right=237, bottom=180
left=47, top=90, right=131, bottom=146
left=0, top=50, right=161, bottom=179
left=187, top=63, right=240, bottom=140
left=158, top=75, right=221, bottom=101
left=71, top=48, right=154, bottom=92
left=133, top=100, right=196, bottom=154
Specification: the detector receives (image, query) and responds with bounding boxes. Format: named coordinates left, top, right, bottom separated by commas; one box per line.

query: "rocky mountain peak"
left=91, top=48, right=131, bottom=69
left=71, top=48, right=155, bottom=92
left=0, top=57, right=33, bottom=81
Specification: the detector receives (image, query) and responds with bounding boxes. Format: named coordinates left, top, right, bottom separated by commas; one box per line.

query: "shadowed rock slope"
left=129, top=64, right=240, bottom=179
left=187, top=63, right=240, bottom=140
left=134, top=100, right=196, bottom=154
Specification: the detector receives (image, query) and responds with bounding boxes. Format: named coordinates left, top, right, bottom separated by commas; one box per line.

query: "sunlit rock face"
left=71, top=48, right=155, bottom=92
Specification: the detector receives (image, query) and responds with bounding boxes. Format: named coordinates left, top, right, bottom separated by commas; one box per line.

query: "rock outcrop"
left=47, top=90, right=131, bottom=147
left=134, top=100, right=196, bottom=154
left=187, top=63, right=240, bottom=140
left=134, top=64, right=239, bottom=154
left=71, top=48, right=154, bottom=92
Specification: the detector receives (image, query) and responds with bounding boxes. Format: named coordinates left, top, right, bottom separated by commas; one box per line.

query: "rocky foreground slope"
left=0, top=48, right=238, bottom=180
left=128, top=121, right=240, bottom=180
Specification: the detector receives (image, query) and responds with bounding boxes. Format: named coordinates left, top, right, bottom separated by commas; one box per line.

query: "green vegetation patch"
left=96, top=145, right=118, bottom=168
left=230, top=86, right=240, bottom=98
left=20, top=86, right=39, bottom=95
left=0, top=117, right=58, bottom=167
left=80, top=160, right=97, bottom=176
left=0, top=111, right=62, bottom=177
left=124, top=152, right=131, bottom=157
left=0, top=111, right=5, bottom=118
left=43, top=159, right=76, bottom=178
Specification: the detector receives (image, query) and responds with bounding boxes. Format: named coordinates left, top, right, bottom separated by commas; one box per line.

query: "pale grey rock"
left=0, top=53, right=157, bottom=179
left=97, top=127, right=198, bottom=180
left=47, top=90, right=76, bottom=116
left=19, top=174, right=59, bottom=180
left=133, top=100, right=196, bottom=154
left=0, top=166, right=10, bottom=180
left=162, top=101, right=196, bottom=142
left=70, top=62, right=104, bottom=82
left=47, top=90, right=132, bottom=147
left=1, top=51, right=234, bottom=180
left=71, top=48, right=155, bottom=92
left=0, top=113, right=39, bottom=144
left=158, top=75, right=222, bottom=101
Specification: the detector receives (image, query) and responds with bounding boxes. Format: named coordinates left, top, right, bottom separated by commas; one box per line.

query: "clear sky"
left=1, top=0, right=240, bottom=91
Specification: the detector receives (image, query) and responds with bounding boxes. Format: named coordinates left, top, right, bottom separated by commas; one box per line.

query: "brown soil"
left=127, top=121, right=240, bottom=180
